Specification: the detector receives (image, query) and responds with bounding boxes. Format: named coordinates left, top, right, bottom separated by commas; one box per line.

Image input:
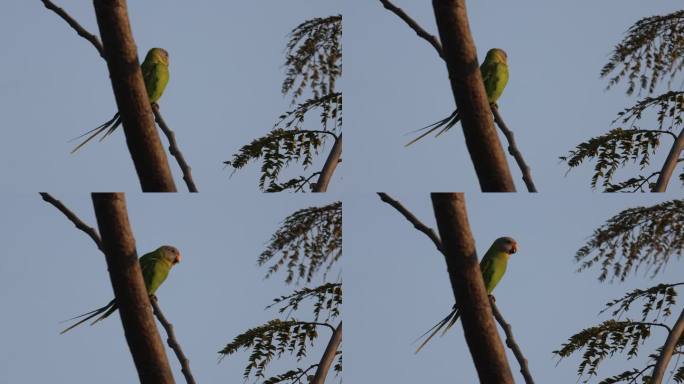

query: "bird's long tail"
left=69, top=112, right=121, bottom=153
left=59, top=299, right=117, bottom=334
left=414, top=305, right=461, bottom=353
left=405, top=110, right=460, bottom=147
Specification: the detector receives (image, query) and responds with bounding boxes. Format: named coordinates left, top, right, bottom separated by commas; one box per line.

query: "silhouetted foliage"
left=561, top=10, right=684, bottom=191
left=258, top=201, right=342, bottom=285
left=555, top=283, right=683, bottom=383
left=221, top=202, right=342, bottom=383
left=226, top=15, right=342, bottom=192
left=575, top=199, right=684, bottom=282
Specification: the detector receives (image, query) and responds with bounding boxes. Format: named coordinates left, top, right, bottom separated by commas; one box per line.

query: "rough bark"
left=432, top=0, right=516, bottom=191
left=431, top=193, right=514, bottom=383
left=311, top=321, right=342, bottom=384
left=92, top=193, right=175, bottom=384
left=92, top=0, right=177, bottom=192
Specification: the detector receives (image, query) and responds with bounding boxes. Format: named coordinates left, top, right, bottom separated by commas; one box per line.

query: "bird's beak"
left=174, top=253, right=182, bottom=264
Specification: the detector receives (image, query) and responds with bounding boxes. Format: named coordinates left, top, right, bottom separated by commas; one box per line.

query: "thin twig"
left=42, top=193, right=196, bottom=384
left=42, top=1, right=196, bottom=191
left=377, top=192, right=443, bottom=253
left=378, top=0, right=444, bottom=59
left=490, top=298, right=535, bottom=384
left=152, top=105, right=198, bottom=192
left=151, top=297, right=197, bottom=384
left=39, top=192, right=103, bottom=251
left=491, top=105, right=537, bottom=192
left=378, top=192, right=534, bottom=382
left=41, top=0, right=104, bottom=58
left=380, top=0, right=537, bottom=191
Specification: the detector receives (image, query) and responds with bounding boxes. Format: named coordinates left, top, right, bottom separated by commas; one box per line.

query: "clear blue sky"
left=347, top=0, right=683, bottom=193
left=0, top=193, right=340, bottom=383
left=0, top=1, right=341, bottom=193
left=345, top=192, right=683, bottom=383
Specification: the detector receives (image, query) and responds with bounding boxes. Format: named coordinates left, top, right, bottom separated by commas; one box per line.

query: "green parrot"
left=70, top=48, right=170, bottom=153
left=60, top=245, right=181, bottom=334
left=406, top=48, right=509, bottom=146
left=414, top=236, right=518, bottom=353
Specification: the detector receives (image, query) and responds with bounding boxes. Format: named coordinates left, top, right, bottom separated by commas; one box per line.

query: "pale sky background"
left=0, top=193, right=341, bottom=383
left=2, top=0, right=684, bottom=383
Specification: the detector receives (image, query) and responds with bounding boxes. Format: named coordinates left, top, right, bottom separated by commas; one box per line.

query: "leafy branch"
left=267, top=283, right=342, bottom=323
left=258, top=201, right=342, bottom=285
left=575, top=199, right=684, bottom=282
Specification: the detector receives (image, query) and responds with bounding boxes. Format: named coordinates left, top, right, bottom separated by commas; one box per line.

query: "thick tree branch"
left=39, top=192, right=103, bottom=252
left=311, top=321, right=342, bottom=384
left=491, top=106, right=537, bottom=192
left=92, top=1, right=176, bottom=191
left=651, top=308, right=684, bottom=383
left=40, top=0, right=104, bottom=58
left=313, top=133, right=342, bottom=192
left=377, top=192, right=443, bottom=253
left=378, top=0, right=444, bottom=58
left=43, top=1, right=196, bottom=192
left=91, top=193, right=174, bottom=383
left=43, top=193, right=194, bottom=383
left=381, top=0, right=537, bottom=191
left=151, top=297, right=196, bottom=384
left=653, top=127, right=684, bottom=192
left=431, top=1, right=515, bottom=191
left=431, top=193, right=514, bottom=383
left=378, top=192, right=534, bottom=382
left=490, top=298, right=534, bottom=384
left=152, top=105, right=198, bottom=192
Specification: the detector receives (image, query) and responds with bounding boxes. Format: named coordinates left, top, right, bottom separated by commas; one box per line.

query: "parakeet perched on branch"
left=415, top=237, right=518, bottom=353
left=406, top=48, right=509, bottom=146
left=70, top=48, right=170, bottom=153
left=60, top=245, right=181, bottom=334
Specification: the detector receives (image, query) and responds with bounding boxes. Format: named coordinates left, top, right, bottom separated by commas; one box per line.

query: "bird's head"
left=486, top=48, right=508, bottom=63
left=147, top=48, right=169, bottom=65
left=493, top=236, right=517, bottom=255
left=159, top=245, right=182, bottom=265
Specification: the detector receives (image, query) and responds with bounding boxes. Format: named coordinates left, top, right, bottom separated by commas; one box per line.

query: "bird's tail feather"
left=60, top=299, right=116, bottom=334
left=405, top=110, right=460, bottom=147
left=414, top=306, right=459, bottom=354
left=69, top=113, right=120, bottom=153
left=90, top=302, right=119, bottom=325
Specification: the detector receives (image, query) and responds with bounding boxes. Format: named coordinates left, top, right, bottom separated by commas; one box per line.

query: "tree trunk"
left=653, top=127, right=684, bottom=192
left=92, top=0, right=177, bottom=192
left=431, top=193, right=514, bottom=383
left=651, top=308, right=684, bottom=383
left=432, top=0, right=516, bottom=192
left=92, top=193, right=175, bottom=384
left=311, top=321, right=342, bottom=384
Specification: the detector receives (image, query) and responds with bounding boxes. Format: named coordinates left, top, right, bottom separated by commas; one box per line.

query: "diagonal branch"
left=151, top=296, right=197, bottom=384
left=378, top=0, right=444, bottom=58
left=311, top=322, right=342, bottom=384
left=651, top=308, right=684, bottom=383
left=377, top=192, right=443, bottom=253
left=152, top=105, right=198, bottom=192
left=490, top=298, right=535, bottom=384
left=39, top=192, right=103, bottom=251
left=380, top=0, right=536, bottom=192
left=491, top=106, right=537, bottom=192
left=653, top=127, right=684, bottom=192
left=42, top=0, right=196, bottom=192
left=378, top=192, right=534, bottom=383
left=40, top=0, right=104, bottom=58
left=42, top=192, right=196, bottom=384
left=313, top=133, right=342, bottom=192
